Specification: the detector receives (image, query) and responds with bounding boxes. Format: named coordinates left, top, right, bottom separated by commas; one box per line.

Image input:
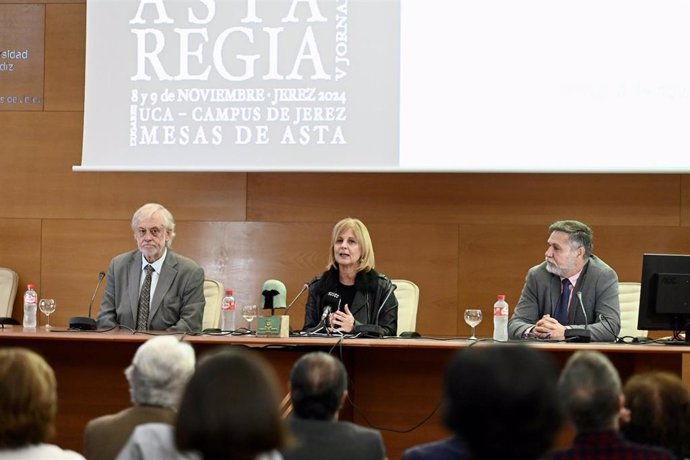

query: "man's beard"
left=545, top=259, right=573, bottom=277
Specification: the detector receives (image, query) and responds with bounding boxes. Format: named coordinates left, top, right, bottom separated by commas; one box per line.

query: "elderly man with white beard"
left=508, top=220, right=620, bottom=342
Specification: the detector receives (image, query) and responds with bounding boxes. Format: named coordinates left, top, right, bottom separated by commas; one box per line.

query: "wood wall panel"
left=248, top=173, right=681, bottom=226
left=41, top=219, right=133, bottom=327
left=368, top=223, right=458, bottom=335
left=0, top=219, right=42, bottom=321
left=45, top=3, right=85, bottom=111
left=458, top=225, right=544, bottom=338
left=595, top=226, right=690, bottom=281
left=682, top=175, right=690, bottom=226
left=0, top=111, right=247, bottom=220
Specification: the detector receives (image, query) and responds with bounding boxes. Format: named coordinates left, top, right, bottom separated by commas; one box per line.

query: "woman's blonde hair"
left=327, top=217, right=375, bottom=272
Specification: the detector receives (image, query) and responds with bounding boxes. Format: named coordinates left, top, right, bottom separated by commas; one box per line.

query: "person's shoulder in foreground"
left=0, top=444, right=85, bottom=460
left=550, top=430, right=675, bottom=460
left=285, top=417, right=384, bottom=460
left=401, top=436, right=470, bottom=460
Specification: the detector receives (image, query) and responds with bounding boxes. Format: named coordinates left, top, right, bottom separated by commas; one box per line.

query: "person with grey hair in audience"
left=84, top=336, right=195, bottom=460
left=282, top=351, right=385, bottom=460
left=96, top=202, right=206, bottom=331
left=509, top=219, right=621, bottom=341
left=552, top=350, right=673, bottom=460
left=118, top=346, right=286, bottom=460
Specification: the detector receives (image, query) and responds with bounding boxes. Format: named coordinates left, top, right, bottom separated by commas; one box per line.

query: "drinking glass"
left=39, top=298, right=56, bottom=329
left=464, top=309, right=483, bottom=340
left=242, top=304, right=258, bottom=333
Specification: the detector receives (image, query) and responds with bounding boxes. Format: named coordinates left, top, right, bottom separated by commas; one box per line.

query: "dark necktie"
left=555, top=278, right=571, bottom=325
left=136, top=265, right=154, bottom=330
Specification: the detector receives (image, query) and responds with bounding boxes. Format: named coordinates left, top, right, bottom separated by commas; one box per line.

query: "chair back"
left=202, top=279, right=224, bottom=330
left=0, top=268, right=19, bottom=318
left=392, top=279, right=420, bottom=336
left=619, top=281, right=647, bottom=338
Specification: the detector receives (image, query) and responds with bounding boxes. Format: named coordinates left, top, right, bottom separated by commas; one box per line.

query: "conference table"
left=1, top=327, right=689, bottom=459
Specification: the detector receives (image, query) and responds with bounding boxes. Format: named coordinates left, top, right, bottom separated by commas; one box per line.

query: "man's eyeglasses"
left=135, top=227, right=165, bottom=238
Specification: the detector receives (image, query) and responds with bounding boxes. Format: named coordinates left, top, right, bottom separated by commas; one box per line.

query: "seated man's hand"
left=533, top=314, right=566, bottom=340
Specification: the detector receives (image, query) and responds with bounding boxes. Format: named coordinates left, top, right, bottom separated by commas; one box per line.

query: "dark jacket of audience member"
left=282, top=351, right=386, bottom=460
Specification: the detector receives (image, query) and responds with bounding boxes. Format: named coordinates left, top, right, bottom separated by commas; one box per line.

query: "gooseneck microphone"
left=375, top=283, right=398, bottom=325
left=320, top=305, right=332, bottom=323
left=355, top=283, right=398, bottom=338
left=323, top=291, right=342, bottom=313
left=576, top=291, right=589, bottom=327
left=284, top=276, right=318, bottom=316
left=307, top=305, right=332, bottom=334
left=69, top=271, right=106, bottom=331
left=563, top=291, right=591, bottom=342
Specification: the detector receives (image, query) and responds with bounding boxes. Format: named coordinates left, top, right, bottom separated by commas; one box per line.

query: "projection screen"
left=77, top=0, right=690, bottom=172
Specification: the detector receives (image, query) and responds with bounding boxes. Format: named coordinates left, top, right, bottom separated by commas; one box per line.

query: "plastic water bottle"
left=23, top=284, right=38, bottom=329
left=493, top=294, right=509, bottom=342
left=221, top=289, right=236, bottom=331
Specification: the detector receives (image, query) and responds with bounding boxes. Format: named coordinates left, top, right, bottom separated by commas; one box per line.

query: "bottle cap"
left=225, top=289, right=233, bottom=295
left=497, top=294, right=505, bottom=300
left=27, top=283, right=36, bottom=290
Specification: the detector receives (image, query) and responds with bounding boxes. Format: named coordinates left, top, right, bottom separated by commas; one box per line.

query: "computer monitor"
left=638, top=253, right=690, bottom=343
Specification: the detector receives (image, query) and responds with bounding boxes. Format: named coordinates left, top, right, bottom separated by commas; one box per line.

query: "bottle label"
left=222, top=298, right=236, bottom=311
left=494, top=306, right=507, bottom=316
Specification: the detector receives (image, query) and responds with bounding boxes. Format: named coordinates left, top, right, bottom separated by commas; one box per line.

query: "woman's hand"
left=329, top=305, right=355, bottom=332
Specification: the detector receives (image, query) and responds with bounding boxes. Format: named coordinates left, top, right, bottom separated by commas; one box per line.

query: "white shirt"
left=0, top=444, right=85, bottom=460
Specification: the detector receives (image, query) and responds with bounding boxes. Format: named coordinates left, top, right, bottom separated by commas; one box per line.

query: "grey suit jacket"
left=96, top=249, right=205, bottom=332
left=84, top=406, right=177, bottom=460
left=282, top=417, right=386, bottom=460
left=508, top=255, right=621, bottom=342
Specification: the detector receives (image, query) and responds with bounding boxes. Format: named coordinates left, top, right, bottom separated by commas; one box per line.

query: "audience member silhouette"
left=118, top=346, right=286, bottom=460
left=84, top=336, right=195, bottom=460
left=282, top=352, right=385, bottom=460
left=621, top=372, right=690, bottom=460
left=403, top=345, right=562, bottom=460
left=0, top=347, right=85, bottom=459
left=552, top=350, right=674, bottom=460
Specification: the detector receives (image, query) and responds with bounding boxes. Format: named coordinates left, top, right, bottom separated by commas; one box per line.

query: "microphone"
left=355, top=283, right=397, bottom=338
left=320, top=305, right=332, bottom=323
left=576, top=292, right=588, bottom=327
left=375, top=283, right=397, bottom=325
left=323, top=291, right=342, bottom=313
left=321, top=292, right=342, bottom=330
left=564, top=291, right=591, bottom=342
left=283, top=276, right=319, bottom=316
left=305, top=305, right=332, bottom=334
left=284, top=280, right=312, bottom=314
left=69, top=271, right=106, bottom=331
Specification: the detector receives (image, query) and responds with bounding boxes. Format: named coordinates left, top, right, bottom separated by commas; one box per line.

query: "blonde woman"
left=303, top=218, right=398, bottom=336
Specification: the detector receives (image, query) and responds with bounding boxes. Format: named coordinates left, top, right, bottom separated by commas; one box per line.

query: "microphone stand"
left=69, top=272, right=106, bottom=331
